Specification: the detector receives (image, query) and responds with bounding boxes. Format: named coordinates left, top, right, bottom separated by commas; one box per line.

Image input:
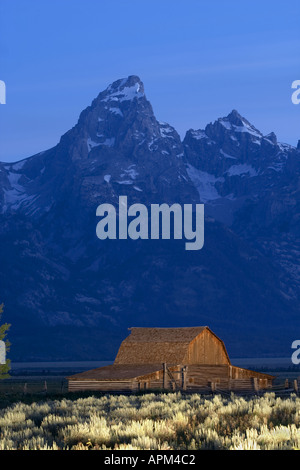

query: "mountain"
left=0, top=76, right=299, bottom=361
left=183, top=110, right=300, bottom=301
left=184, top=109, right=298, bottom=221
left=0, top=76, right=197, bottom=219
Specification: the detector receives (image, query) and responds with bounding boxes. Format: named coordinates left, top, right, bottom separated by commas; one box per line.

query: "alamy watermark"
left=0, top=80, right=6, bottom=104
left=291, top=340, right=300, bottom=365
left=0, top=341, right=6, bottom=365
left=291, top=80, right=300, bottom=105
left=96, top=196, right=204, bottom=251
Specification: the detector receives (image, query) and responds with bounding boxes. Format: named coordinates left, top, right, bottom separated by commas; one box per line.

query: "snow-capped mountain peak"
left=101, top=75, right=145, bottom=103
left=216, top=110, right=263, bottom=139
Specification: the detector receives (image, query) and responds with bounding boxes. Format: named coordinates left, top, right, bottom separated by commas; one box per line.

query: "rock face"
left=0, top=76, right=299, bottom=361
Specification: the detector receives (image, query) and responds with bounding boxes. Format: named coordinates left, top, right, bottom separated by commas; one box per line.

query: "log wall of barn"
left=185, top=330, right=229, bottom=365
left=68, top=380, right=135, bottom=392
left=68, top=369, right=176, bottom=392
left=68, top=366, right=273, bottom=392
left=185, top=365, right=273, bottom=390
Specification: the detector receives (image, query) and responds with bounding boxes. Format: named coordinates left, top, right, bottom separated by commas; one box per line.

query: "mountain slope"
left=0, top=77, right=298, bottom=360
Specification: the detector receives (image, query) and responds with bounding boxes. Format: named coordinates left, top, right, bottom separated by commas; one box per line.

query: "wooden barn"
left=67, top=327, right=275, bottom=393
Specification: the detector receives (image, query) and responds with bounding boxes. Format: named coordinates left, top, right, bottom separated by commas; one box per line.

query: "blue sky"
left=0, top=0, right=299, bottom=162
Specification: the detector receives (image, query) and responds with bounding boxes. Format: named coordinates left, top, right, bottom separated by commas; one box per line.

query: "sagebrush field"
left=0, top=392, right=300, bottom=450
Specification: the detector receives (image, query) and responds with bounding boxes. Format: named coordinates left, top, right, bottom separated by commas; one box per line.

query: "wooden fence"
left=0, top=379, right=68, bottom=395
left=0, top=377, right=299, bottom=397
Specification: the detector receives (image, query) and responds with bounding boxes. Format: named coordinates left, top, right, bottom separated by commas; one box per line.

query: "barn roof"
left=114, top=326, right=229, bottom=365
left=67, top=364, right=170, bottom=381
left=123, top=327, right=207, bottom=343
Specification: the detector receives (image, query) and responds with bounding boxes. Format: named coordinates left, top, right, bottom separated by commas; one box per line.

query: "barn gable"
left=114, top=326, right=230, bottom=365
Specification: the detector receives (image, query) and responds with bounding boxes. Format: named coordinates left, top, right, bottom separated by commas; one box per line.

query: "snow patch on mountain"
left=120, top=165, right=139, bottom=180
left=159, top=124, right=175, bottom=139
left=233, top=125, right=262, bottom=138
left=87, top=138, right=101, bottom=151
left=267, top=163, right=285, bottom=172
left=219, top=117, right=262, bottom=139
left=109, top=107, right=123, bottom=117
left=2, top=172, right=36, bottom=213
left=278, top=142, right=294, bottom=153
left=101, top=138, right=115, bottom=147
left=190, top=130, right=208, bottom=140
left=116, top=180, right=133, bottom=185
left=4, top=160, right=27, bottom=171
left=220, top=149, right=237, bottom=160
left=103, top=82, right=144, bottom=103
left=186, top=164, right=224, bottom=203
left=87, top=137, right=115, bottom=152
left=226, top=164, right=258, bottom=177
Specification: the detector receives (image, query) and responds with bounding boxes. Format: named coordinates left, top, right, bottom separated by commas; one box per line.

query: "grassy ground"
left=0, top=390, right=300, bottom=450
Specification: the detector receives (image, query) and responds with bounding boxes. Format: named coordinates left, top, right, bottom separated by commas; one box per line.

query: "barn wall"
left=230, top=366, right=273, bottom=386
left=185, top=330, right=229, bottom=365
left=134, top=367, right=182, bottom=391
left=185, top=365, right=273, bottom=390
left=68, top=380, right=135, bottom=392
left=68, top=364, right=273, bottom=392
left=186, top=365, right=229, bottom=387
left=68, top=367, right=182, bottom=392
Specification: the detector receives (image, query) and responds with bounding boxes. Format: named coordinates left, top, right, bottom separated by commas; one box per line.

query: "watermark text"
left=0, top=80, right=6, bottom=104
left=0, top=340, right=6, bottom=365
left=291, top=340, right=300, bottom=365
left=96, top=196, right=204, bottom=251
left=292, top=80, right=300, bottom=105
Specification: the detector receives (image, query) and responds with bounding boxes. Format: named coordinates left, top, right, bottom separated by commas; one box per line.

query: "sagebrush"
left=0, top=392, right=300, bottom=450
